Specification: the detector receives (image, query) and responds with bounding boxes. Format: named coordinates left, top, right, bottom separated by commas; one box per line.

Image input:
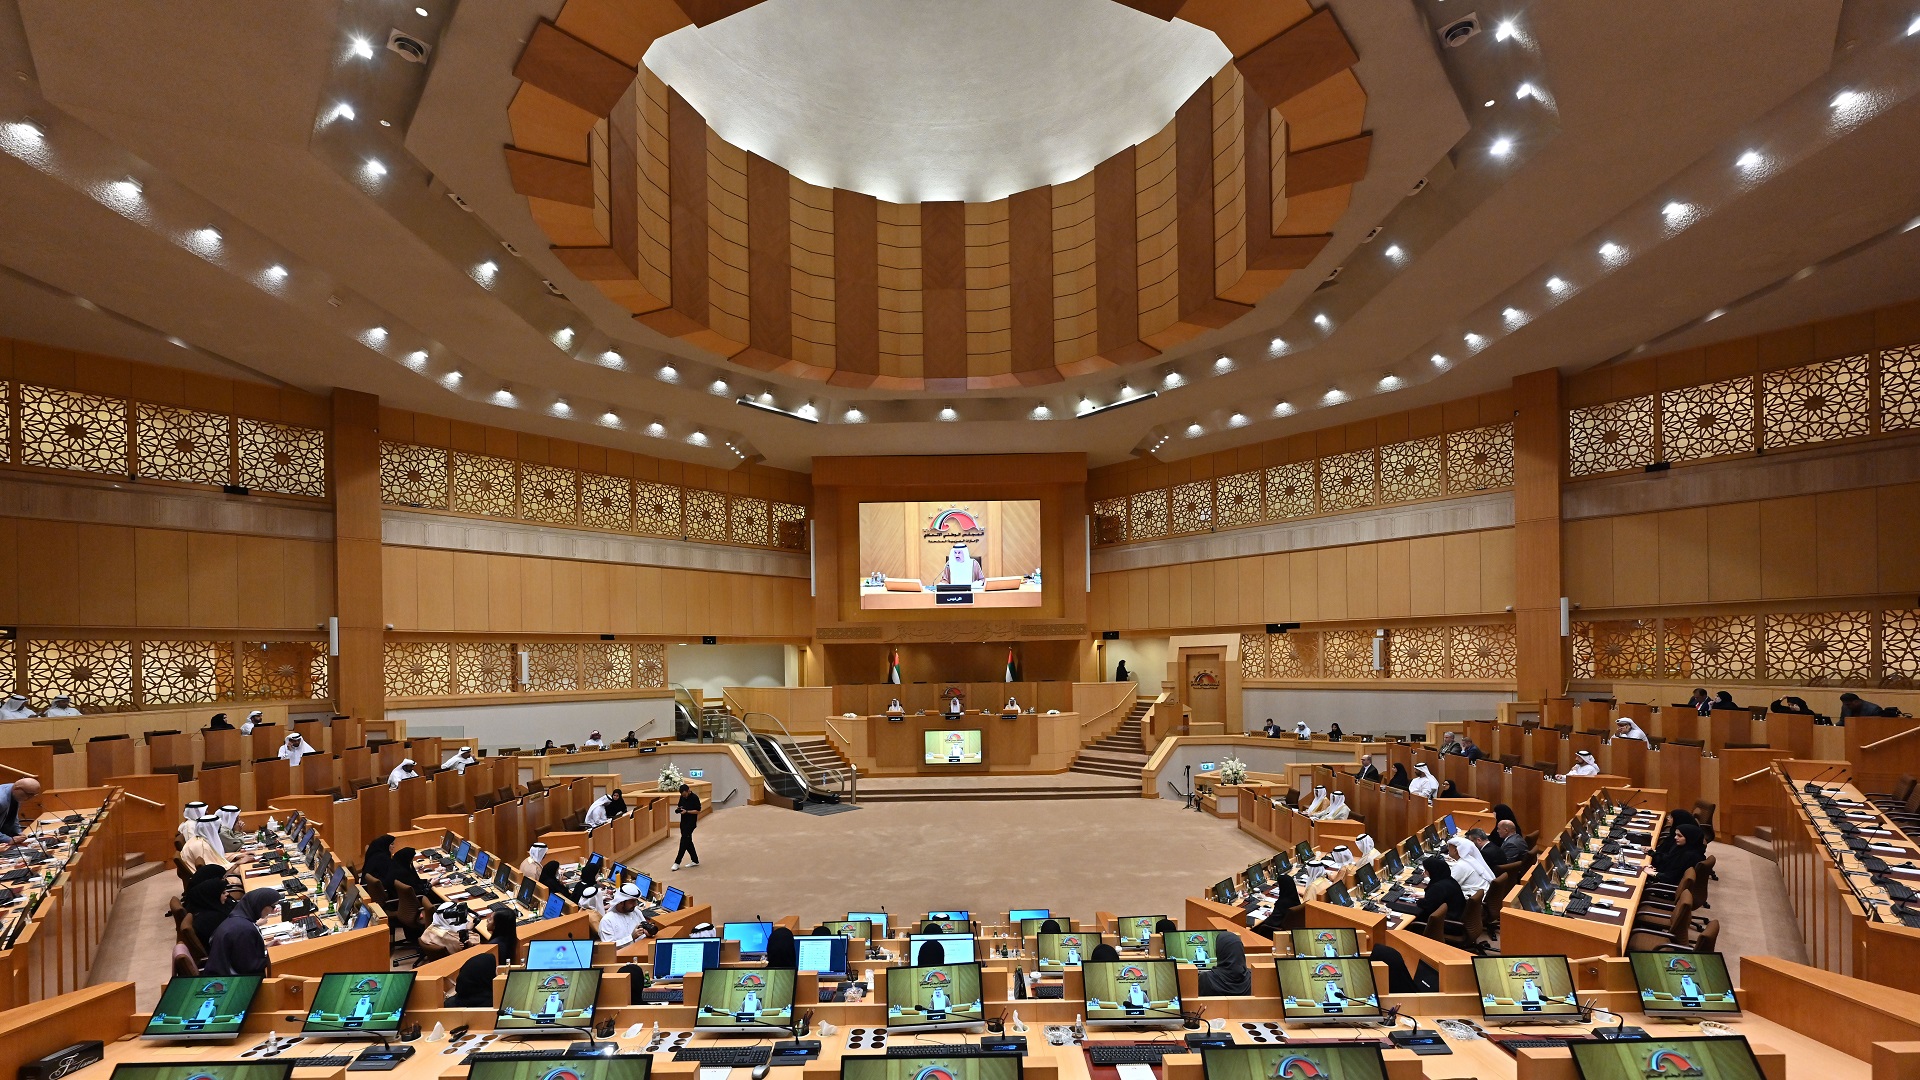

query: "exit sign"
left=688, top=769, right=704, bottom=778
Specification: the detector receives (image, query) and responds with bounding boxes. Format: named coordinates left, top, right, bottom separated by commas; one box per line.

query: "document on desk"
left=700, top=1068, right=732, bottom=1080
left=1118, top=1065, right=1157, bottom=1080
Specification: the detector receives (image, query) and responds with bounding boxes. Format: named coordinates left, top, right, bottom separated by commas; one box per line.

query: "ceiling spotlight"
left=1430, top=353, right=1448, bottom=366
left=264, top=264, right=288, bottom=282
left=646, top=422, right=665, bottom=436
left=709, top=379, right=729, bottom=395
left=1077, top=397, right=1093, bottom=414
left=1464, top=332, right=1486, bottom=349
left=552, top=399, right=570, bottom=415
left=1516, top=82, right=1540, bottom=101
left=366, top=326, right=388, bottom=343
left=844, top=407, right=865, bottom=423
left=1313, top=313, right=1331, bottom=328
left=1736, top=150, right=1763, bottom=169
left=554, top=327, right=574, bottom=347
left=474, top=260, right=498, bottom=284
left=1490, top=137, right=1514, bottom=157
left=1185, top=423, right=1204, bottom=438
left=602, top=410, right=619, bottom=424
left=328, top=102, right=355, bottom=123
left=1269, top=338, right=1287, bottom=355
left=1383, top=245, right=1405, bottom=261
left=1213, top=356, right=1233, bottom=372
left=1033, top=405, right=1053, bottom=420
left=1228, top=413, right=1249, bottom=427
left=3, top=119, right=44, bottom=143
left=1704, top=308, right=1726, bottom=322
left=109, top=178, right=142, bottom=199
left=1483, top=99, right=1496, bottom=108
left=758, top=391, right=773, bottom=404
left=1494, top=20, right=1517, bottom=40
left=403, top=350, right=428, bottom=368
left=363, top=159, right=387, bottom=178
left=797, top=401, right=817, bottom=419
left=658, top=364, right=678, bottom=381
left=1598, top=241, right=1624, bottom=262
left=349, top=37, right=375, bottom=59
left=446, top=370, right=462, bottom=383
left=1274, top=401, right=1295, bottom=416
left=492, top=386, right=514, bottom=403
left=1661, top=201, right=1691, bottom=219
left=1323, top=387, right=1345, bottom=403
left=1502, top=307, right=1524, bottom=324
left=415, top=5, right=430, bottom=14
left=1379, top=374, right=1400, bottom=388
left=194, top=226, right=222, bottom=244
left=688, top=431, right=708, bottom=445
left=1830, top=89, right=1862, bottom=111
left=600, top=350, right=624, bottom=367
left=938, top=406, right=958, bottom=421
left=1163, top=371, right=1184, bottom=388
left=1546, top=276, right=1569, bottom=294
left=1908, top=14, right=1920, bottom=35
left=165, top=336, right=189, bottom=349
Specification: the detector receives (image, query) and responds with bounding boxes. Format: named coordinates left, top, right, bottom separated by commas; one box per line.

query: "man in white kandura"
left=1301, top=785, right=1329, bottom=816
left=1408, top=763, right=1440, bottom=799
left=44, top=692, right=81, bottom=717
left=1, top=694, right=36, bottom=720
left=442, top=747, right=477, bottom=774
left=1613, top=716, right=1649, bottom=742
left=583, top=788, right=627, bottom=829
left=215, top=805, right=247, bottom=851
left=519, top=841, right=548, bottom=880
left=240, top=710, right=263, bottom=734
left=1355, top=833, right=1376, bottom=858
left=278, top=732, right=311, bottom=765
left=597, top=883, right=648, bottom=944
left=938, top=543, right=983, bottom=586
left=1311, top=791, right=1351, bottom=821
left=1294, top=720, right=1312, bottom=740
left=387, top=759, right=419, bottom=790
left=581, top=730, right=607, bottom=751
left=1567, top=750, right=1600, bottom=777
left=1446, top=834, right=1496, bottom=898
left=1328, top=844, right=1354, bottom=869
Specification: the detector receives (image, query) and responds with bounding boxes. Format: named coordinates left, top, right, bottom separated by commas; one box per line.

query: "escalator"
left=669, top=687, right=855, bottom=808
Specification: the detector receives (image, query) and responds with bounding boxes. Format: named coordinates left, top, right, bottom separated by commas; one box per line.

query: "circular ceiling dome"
left=642, top=0, right=1232, bottom=203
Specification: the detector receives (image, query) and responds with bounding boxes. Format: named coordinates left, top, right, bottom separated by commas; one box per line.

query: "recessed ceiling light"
left=109, top=178, right=141, bottom=199
left=600, top=350, right=624, bottom=367
left=265, top=264, right=288, bottom=281
left=363, top=159, right=387, bottom=177
left=474, top=260, right=498, bottom=283
left=493, top=386, right=513, bottom=402
left=403, top=350, right=427, bottom=368
left=1502, top=308, right=1525, bottom=326
left=1516, top=82, right=1540, bottom=101
left=1119, top=384, right=1133, bottom=396
left=844, top=407, right=864, bottom=422
left=1830, top=89, right=1862, bottom=110
left=1213, top=356, right=1233, bottom=372
left=1383, top=244, right=1404, bottom=261
left=1274, top=401, right=1294, bottom=416
left=365, top=326, right=388, bottom=343
left=938, top=406, right=957, bottom=421
left=658, top=364, right=678, bottom=381
left=1546, top=276, right=1569, bottom=293
left=602, top=410, right=619, bottom=424
left=1229, top=413, right=1249, bottom=427
left=1269, top=338, right=1287, bottom=354
left=349, top=37, right=375, bottom=59
left=647, top=422, right=665, bottom=436
left=710, top=379, right=729, bottom=394
left=1704, top=309, right=1726, bottom=322
left=1185, top=423, right=1204, bottom=437
left=1494, top=20, right=1517, bottom=40
left=688, top=431, right=707, bottom=445
left=446, top=370, right=462, bottom=383
left=1163, top=371, right=1184, bottom=388
left=415, top=5, right=430, bottom=15
left=1429, top=354, right=1447, bottom=366
left=378, top=119, right=392, bottom=128
left=757, top=390, right=773, bottom=404
left=328, top=102, right=355, bottom=123
left=1323, top=388, right=1345, bottom=402
left=1313, top=313, right=1331, bottom=328
left=1379, top=374, right=1400, bottom=388
left=1598, top=241, right=1624, bottom=261
left=1033, top=405, right=1053, bottom=420
left=1908, top=14, right=1920, bottom=34
left=1483, top=99, right=1495, bottom=108
left=1464, top=332, right=1486, bottom=348
left=194, top=226, right=222, bottom=244
left=165, top=335, right=188, bottom=349
left=1077, top=397, right=1093, bottom=413
left=1661, top=201, right=1690, bottom=219
left=3, top=119, right=44, bottom=143
left=1490, top=137, right=1514, bottom=156
left=552, top=399, right=570, bottom=414
left=1736, top=150, right=1763, bottom=169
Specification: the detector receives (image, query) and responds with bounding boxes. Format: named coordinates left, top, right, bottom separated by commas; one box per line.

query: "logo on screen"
left=1313, top=931, right=1339, bottom=944
left=913, top=1067, right=959, bottom=1080
left=1644, top=1050, right=1703, bottom=1077
left=194, top=980, right=229, bottom=997
left=1508, top=961, right=1540, bottom=978
left=540, top=1069, right=587, bottom=1080
left=923, top=508, right=985, bottom=542
left=538, top=974, right=571, bottom=991
left=1060, top=935, right=1082, bottom=948
left=1664, top=957, right=1697, bottom=974
left=1183, top=933, right=1208, bottom=947
left=351, top=976, right=383, bottom=993
left=1117, top=965, right=1146, bottom=982
left=1275, top=1055, right=1330, bottom=1079
left=734, top=972, right=766, bottom=989
left=946, top=732, right=966, bottom=749
left=1311, top=962, right=1342, bottom=978
left=920, top=969, right=952, bottom=988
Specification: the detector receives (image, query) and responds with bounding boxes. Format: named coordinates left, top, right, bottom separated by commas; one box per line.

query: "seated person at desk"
left=946, top=696, right=964, bottom=717
left=1841, top=692, right=1892, bottom=718
left=1439, top=732, right=1465, bottom=755
left=389, top=846, right=443, bottom=908
left=1301, top=785, right=1329, bottom=815
left=1309, top=791, right=1350, bottom=821
left=1003, top=696, right=1021, bottom=714
left=214, top=805, right=247, bottom=852
left=1385, top=763, right=1410, bottom=790
left=1328, top=723, right=1345, bottom=740
left=1459, top=735, right=1485, bottom=761
left=1196, top=934, right=1252, bottom=996
left=519, top=841, right=548, bottom=881
left=1446, top=835, right=1496, bottom=898
left=242, top=710, right=263, bottom=734
left=44, top=691, right=80, bottom=717
left=1687, top=688, right=1713, bottom=715
left=446, top=952, right=498, bottom=1007
left=1492, top=820, right=1529, bottom=865
left=0, top=776, right=42, bottom=840
left=1295, top=720, right=1312, bottom=739
left=583, top=788, right=628, bottom=828
left=1651, top=823, right=1706, bottom=885
left=1712, top=691, right=1745, bottom=711
left=938, top=543, right=984, bottom=586
left=582, top=729, right=607, bottom=750
left=422, top=901, right=481, bottom=955
left=576, top=885, right=606, bottom=933
left=1409, top=763, right=1439, bottom=799
left=388, top=759, right=419, bottom=790
left=0, top=693, right=35, bottom=719
left=1771, top=696, right=1817, bottom=715
left=207, top=712, right=233, bottom=730
left=1567, top=750, right=1601, bottom=777
left=182, top=863, right=243, bottom=945
left=278, top=732, right=311, bottom=765
left=442, top=747, right=478, bottom=773
left=1356, top=756, right=1380, bottom=782
left=1438, top=779, right=1461, bottom=799
left=205, top=888, right=280, bottom=976
left=1263, top=719, right=1281, bottom=738
left=886, top=697, right=905, bottom=715
left=1414, top=856, right=1465, bottom=929
left=1614, top=716, right=1650, bottom=742
left=597, top=882, right=652, bottom=944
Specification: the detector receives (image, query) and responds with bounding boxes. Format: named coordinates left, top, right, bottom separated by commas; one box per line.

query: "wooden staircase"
left=1734, top=824, right=1776, bottom=861
left=1068, top=699, right=1153, bottom=780
left=786, top=737, right=855, bottom=788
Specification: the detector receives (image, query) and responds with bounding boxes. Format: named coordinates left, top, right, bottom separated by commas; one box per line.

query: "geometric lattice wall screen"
left=383, top=639, right=672, bottom=698
left=1569, top=608, right=1920, bottom=687
left=4, top=639, right=332, bottom=709
left=1238, top=623, right=1517, bottom=682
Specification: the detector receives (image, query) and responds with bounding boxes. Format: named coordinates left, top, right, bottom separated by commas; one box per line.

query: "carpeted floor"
left=89, top=870, right=186, bottom=1012
left=1699, top=841, right=1807, bottom=980
left=627, top=798, right=1275, bottom=926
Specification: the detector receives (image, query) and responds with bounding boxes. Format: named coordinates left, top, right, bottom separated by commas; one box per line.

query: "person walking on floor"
left=671, top=784, right=702, bottom=870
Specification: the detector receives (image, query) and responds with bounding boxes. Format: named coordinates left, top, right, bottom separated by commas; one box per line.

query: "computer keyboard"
left=640, top=988, right=685, bottom=1004
left=673, top=1047, right=772, bottom=1066
left=1088, top=1047, right=1167, bottom=1065
left=469, top=1051, right=597, bottom=1063
left=1494, top=1038, right=1584, bottom=1055
left=281, top=1056, right=356, bottom=1067
left=884, top=1045, right=983, bottom=1058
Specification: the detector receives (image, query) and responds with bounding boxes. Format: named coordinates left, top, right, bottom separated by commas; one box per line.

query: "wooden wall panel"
left=920, top=201, right=968, bottom=387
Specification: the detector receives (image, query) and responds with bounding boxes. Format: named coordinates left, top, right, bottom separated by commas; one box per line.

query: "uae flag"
left=1004, top=645, right=1017, bottom=682
left=888, top=648, right=902, bottom=684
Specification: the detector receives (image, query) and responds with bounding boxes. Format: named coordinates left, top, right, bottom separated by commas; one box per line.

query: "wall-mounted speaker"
left=702, top=635, right=718, bottom=645
left=1101, top=630, right=1120, bottom=640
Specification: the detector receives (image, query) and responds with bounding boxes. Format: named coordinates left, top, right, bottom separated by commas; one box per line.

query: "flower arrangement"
left=1218, top=755, right=1249, bottom=785
left=658, top=763, right=685, bottom=791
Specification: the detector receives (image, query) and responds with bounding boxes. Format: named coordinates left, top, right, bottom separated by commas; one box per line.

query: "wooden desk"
left=0, top=789, right=124, bottom=1012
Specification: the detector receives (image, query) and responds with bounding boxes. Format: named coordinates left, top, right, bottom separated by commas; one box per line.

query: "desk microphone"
left=1802, top=765, right=1848, bottom=795
left=37, top=788, right=88, bottom=826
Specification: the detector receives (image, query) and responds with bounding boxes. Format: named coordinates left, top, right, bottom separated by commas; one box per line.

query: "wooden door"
left=1184, top=652, right=1224, bottom=731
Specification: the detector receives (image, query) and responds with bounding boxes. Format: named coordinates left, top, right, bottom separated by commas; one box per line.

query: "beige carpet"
left=89, top=870, right=186, bottom=1012
left=628, top=799, right=1274, bottom=927
left=1703, top=841, right=1808, bottom=980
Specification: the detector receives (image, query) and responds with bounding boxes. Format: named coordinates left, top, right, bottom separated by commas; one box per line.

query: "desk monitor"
left=1162, top=930, right=1234, bottom=970
left=1401, top=836, right=1422, bottom=863
left=1442, top=814, right=1457, bottom=836
left=468, top=1056, right=653, bottom=1080
left=1008, top=908, right=1049, bottom=922
left=795, top=934, right=851, bottom=978
left=927, top=909, right=970, bottom=921
left=301, top=971, right=415, bottom=1036
left=1570, top=1036, right=1764, bottom=1080
left=1035, top=931, right=1103, bottom=971
left=842, top=1056, right=1020, bottom=1080
left=654, top=938, right=723, bottom=980
left=1019, top=917, right=1073, bottom=938
left=1352, top=862, right=1379, bottom=894
left=352, top=904, right=375, bottom=930
left=1289, top=928, right=1359, bottom=958
left=540, top=893, right=566, bottom=919
left=849, top=911, right=889, bottom=936
left=1208, top=878, right=1236, bottom=904
left=924, top=729, right=983, bottom=765
left=496, top=969, right=602, bottom=1030
left=143, top=974, right=264, bottom=1040
left=1473, top=955, right=1582, bottom=1021
left=1201, top=1045, right=1387, bottom=1080
left=1275, top=957, right=1385, bottom=1024
left=455, top=840, right=472, bottom=865
left=1322, top=882, right=1353, bottom=907
left=113, top=1066, right=293, bottom=1080
left=472, top=852, right=490, bottom=879
left=1268, top=852, right=1292, bottom=878
left=923, top=918, right=971, bottom=935
left=441, top=830, right=458, bottom=853
left=494, top=859, right=514, bottom=890
left=1421, top=824, right=1442, bottom=848
left=1382, top=848, right=1403, bottom=876
left=1293, top=841, right=1313, bottom=865
left=694, top=966, right=797, bottom=1035
left=527, top=938, right=596, bottom=970
left=1082, top=959, right=1182, bottom=1027
left=824, top=919, right=874, bottom=941
left=1116, top=915, right=1162, bottom=949
left=516, top=878, right=538, bottom=906
left=723, top=921, right=775, bottom=959
left=885, top=961, right=984, bottom=1032
left=908, top=932, right=975, bottom=963
left=1244, top=862, right=1270, bottom=890
left=659, top=886, right=686, bottom=912
left=632, top=872, right=653, bottom=898
left=1629, top=952, right=1741, bottom=1018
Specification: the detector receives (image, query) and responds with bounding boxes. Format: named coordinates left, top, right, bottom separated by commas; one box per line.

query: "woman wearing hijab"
left=490, top=909, right=520, bottom=967
left=389, top=847, right=443, bottom=906
left=1712, top=691, right=1744, bottom=711
left=538, top=860, right=565, bottom=899
left=1414, top=855, right=1464, bottom=930
left=1089, top=943, right=1121, bottom=963
left=445, top=951, right=499, bottom=1007
left=917, top=925, right=947, bottom=966
left=1445, top=834, right=1496, bottom=898
left=1369, top=944, right=1418, bottom=995
left=1438, top=779, right=1460, bottom=799
left=1652, top=824, right=1707, bottom=885
left=1153, top=918, right=1178, bottom=935
left=361, top=835, right=396, bottom=884
left=1491, top=804, right=1519, bottom=828
left=765, top=926, right=798, bottom=968
left=1038, top=918, right=1062, bottom=935
left=1327, top=724, right=1344, bottom=741
left=671, top=784, right=702, bottom=870
left=1386, top=763, right=1411, bottom=790
left=1196, top=933, right=1252, bottom=996
left=1653, top=809, right=1697, bottom=860
left=182, top=864, right=240, bottom=945
left=205, top=888, right=280, bottom=976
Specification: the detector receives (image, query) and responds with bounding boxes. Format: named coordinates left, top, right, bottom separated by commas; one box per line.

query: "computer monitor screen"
left=1294, top=841, right=1313, bottom=864
left=441, top=831, right=458, bottom=852
left=517, top=879, right=537, bottom=904
left=1288, top=928, right=1359, bottom=958
left=922, top=918, right=970, bottom=935
left=1244, top=862, right=1269, bottom=889
left=795, top=935, right=851, bottom=978
left=849, top=911, right=889, bottom=936
left=1019, top=917, right=1073, bottom=937
left=301, top=972, right=415, bottom=1035
left=927, top=910, right=970, bottom=921
left=526, top=939, right=596, bottom=970
left=654, top=938, right=723, bottom=980
left=113, top=1066, right=292, bottom=1080
left=585, top=853, right=603, bottom=872
left=1162, top=930, right=1235, bottom=970
left=472, top=852, right=490, bottom=878
left=1269, top=852, right=1292, bottom=877
left=1421, top=825, right=1441, bottom=848
left=540, top=894, right=565, bottom=919
left=143, top=975, right=263, bottom=1039
left=824, top=920, right=874, bottom=941
left=1322, top=883, right=1352, bottom=907
left=1569, top=1037, right=1764, bottom=1080
left=467, top=1056, right=653, bottom=1080
left=1116, top=916, right=1162, bottom=948
left=326, top=865, right=346, bottom=899
left=660, top=886, right=685, bottom=912
left=841, top=1057, right=1019, bottom=1080
left=1035, top=932, right=1104, bottom=971
left=1008, top=908, right=1049, bottom=922
left=456, top=840, right=472, bottom=864
left=494, top=860, right=514, bottom=889
left=1082, top=959, right=1182, bottom=1025
left=1382, top=848, right=1402, bottom=876
left=1352, top=863, right=1378, bottom=894
left=1629, top=952, right=1741, bottom=1018
left=908, top=933, right=975, bottom=964
left=1200, top=1045, right=1387, bottom=1080
left=1442, top=814, right=1457, bottom=836
left=633, top=873, right=653, bottom=898
left=1275, top=957, right=1384, bottom=1023
left=1209, top=879, right=1236, bottom=904
left=1402, top=837, right=1422, bottom=862
left=1474, top=955, right=1581, bottom=1020
left=885, top=962, right=985, bottom=1031
left=924, top=729, right=983, bottom=765
left=496, top=969, right=602, bottom=1029
left=723, top=921, right=774, bottom=957
left=353, top=905, right=374, bottom=930
left=694, top=966, right=797, bottom=1033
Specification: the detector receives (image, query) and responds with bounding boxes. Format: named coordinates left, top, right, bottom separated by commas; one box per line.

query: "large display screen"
left=694, top=967, right=797, bottom=1033
left=925, top=730, right=983, bottom=765
left=1629, top=952, right=1741, bottom=1018
left=468, top=1058, right=652, bottom=1080
left=858, top=501, right=1042, bottom=610
left=1201, top=1046, right=1386, bottom=1080
left=885, top=962, right=985, bottom=1030
left=1082, top=959, right=1182, bottom=1024
left=1473, top=955, right=1581, bottom=1019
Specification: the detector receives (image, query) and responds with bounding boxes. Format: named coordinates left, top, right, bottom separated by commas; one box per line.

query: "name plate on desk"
left=935, top=591, right=974, bottom=605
